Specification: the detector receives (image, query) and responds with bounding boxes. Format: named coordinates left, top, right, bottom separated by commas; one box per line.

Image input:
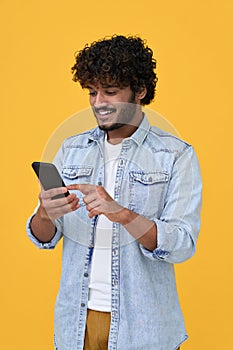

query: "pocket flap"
left=62, top=166, right=93, bottom=179
left=130, top=171, right=169, bottom=184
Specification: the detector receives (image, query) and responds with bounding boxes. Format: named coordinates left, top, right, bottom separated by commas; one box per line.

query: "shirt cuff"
left=140, top=220, right=176, bottom=261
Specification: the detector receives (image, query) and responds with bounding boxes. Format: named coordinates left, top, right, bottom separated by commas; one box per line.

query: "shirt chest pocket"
left=128, top=171, right=169, bottom=218
left=62, top=166, right=93, bottom=184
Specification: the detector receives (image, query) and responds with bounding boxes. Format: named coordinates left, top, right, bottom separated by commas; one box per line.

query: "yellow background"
left=1, top=0, right=232, bottom=349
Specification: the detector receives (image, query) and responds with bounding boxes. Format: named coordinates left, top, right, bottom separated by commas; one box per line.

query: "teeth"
left=99, top=110, right=112, bottom=116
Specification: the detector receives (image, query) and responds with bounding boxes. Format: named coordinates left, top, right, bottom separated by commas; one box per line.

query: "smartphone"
left=31, top=162, right=70, bottom=199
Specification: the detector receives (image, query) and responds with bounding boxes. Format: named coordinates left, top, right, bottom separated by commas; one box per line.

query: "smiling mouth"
left=94, top=107, right=116, bottom=118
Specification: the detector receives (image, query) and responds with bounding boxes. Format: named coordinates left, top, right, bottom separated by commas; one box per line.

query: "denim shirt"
left=26, top=115, right=202, bottom=350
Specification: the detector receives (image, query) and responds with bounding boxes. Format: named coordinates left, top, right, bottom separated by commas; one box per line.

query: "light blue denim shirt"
left=26, top=115, right=202, bottom=350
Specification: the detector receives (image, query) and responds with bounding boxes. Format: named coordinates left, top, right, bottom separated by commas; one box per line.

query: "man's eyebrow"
left=102, top=84, right=118, bottom=88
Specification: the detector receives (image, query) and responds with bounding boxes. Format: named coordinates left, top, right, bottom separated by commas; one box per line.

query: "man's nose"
left=93, top=92, right=106, bottom=107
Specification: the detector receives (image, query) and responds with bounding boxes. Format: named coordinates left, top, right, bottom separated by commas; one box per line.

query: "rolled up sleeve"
left=140, top=145, right=202, bottom=264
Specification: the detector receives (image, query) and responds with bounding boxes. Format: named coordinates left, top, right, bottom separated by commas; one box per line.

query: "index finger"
left=67, top=184, right=96, bottom=195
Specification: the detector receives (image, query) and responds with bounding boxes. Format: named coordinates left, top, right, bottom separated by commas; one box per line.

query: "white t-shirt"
left=88, top=139, right=122, bottom=312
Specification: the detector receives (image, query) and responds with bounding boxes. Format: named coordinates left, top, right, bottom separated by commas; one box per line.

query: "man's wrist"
left=117, top=207, right=136, bottom=226
left=37, top=205, right=55, bottom=224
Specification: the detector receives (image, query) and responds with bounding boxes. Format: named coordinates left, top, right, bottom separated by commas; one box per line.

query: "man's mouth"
left=94, top=107, right=116, bottom=118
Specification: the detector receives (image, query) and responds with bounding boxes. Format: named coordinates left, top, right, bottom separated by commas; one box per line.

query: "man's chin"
left=98, top=122, right=125, bottom=131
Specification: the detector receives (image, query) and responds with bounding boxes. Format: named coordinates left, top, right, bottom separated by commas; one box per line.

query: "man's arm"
left=117, top=207, right=157, bottom=251
left=67, top=184, right=157, bottom=251
left=30, top=206, right=57, bottom=243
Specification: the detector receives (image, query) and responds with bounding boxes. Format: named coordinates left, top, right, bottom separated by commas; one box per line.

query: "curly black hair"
left=71, top=35, right=158, bottom=105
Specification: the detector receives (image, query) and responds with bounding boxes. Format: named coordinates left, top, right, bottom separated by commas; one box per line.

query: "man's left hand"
left=67, top=184, right=124, bottom=221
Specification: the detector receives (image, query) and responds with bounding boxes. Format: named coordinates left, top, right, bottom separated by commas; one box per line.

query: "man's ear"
left=136, top=86, right=147, bottom=102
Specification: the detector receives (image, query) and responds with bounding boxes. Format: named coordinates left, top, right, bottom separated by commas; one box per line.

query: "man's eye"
left=89, top=91, right=96, bottom=96
left=106, top=91, right=117, bottom=95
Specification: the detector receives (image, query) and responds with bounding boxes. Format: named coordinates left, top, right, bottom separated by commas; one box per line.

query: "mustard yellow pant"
left=84, top=309, right=111, bottom=350
left=83, top=308, right=180, bottom=350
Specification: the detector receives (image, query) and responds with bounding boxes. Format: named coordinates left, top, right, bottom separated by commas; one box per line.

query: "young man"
left=27, top=35, right=202, bottom=350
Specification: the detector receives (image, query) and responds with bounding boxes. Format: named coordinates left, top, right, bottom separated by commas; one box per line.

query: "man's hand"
left=67, top=184, right=123, bottom=221
left=39, top=187, right=80, bottom=221
left=30, top=187, right=80, bottom=243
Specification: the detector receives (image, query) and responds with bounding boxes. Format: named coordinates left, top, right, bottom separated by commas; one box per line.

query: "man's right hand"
left=38, top=187, right=80, bottom=221
left=30, top=187, right=80, bottom=243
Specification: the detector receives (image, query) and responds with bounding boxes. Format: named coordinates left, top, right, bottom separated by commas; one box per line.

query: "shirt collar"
left=128, top=114, right=150, bottom=146
left=88, top=113, right=150, bottom=146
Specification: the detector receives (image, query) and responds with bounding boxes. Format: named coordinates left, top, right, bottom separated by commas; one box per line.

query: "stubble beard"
left=94, top=92, right=139, bottom=131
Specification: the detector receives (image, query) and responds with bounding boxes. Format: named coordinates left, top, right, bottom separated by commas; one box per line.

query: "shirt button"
left=97, top=181, right=102, bottom=186
left=113, top=278, right=118, bottom=286
left=84, top=272, right=88, bottom=277
left=81, top=303, right=85, bottom=307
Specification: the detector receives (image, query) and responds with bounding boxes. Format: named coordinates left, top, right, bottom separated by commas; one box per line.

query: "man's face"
left=87, top=83, right=141, bottom=131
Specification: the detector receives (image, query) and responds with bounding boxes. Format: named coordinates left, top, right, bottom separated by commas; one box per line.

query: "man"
left=27, top=35, right=202, bottom=350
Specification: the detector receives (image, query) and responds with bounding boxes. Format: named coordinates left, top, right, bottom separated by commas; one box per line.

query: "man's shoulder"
left=147, top=125, right=192, bottom=156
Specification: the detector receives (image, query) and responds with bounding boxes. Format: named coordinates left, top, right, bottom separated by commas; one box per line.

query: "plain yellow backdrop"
left=1, top=0, right=232, bottom=349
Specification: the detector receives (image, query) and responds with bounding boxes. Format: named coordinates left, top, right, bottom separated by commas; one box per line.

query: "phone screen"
left=31, top=162, right=70, bottom=199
